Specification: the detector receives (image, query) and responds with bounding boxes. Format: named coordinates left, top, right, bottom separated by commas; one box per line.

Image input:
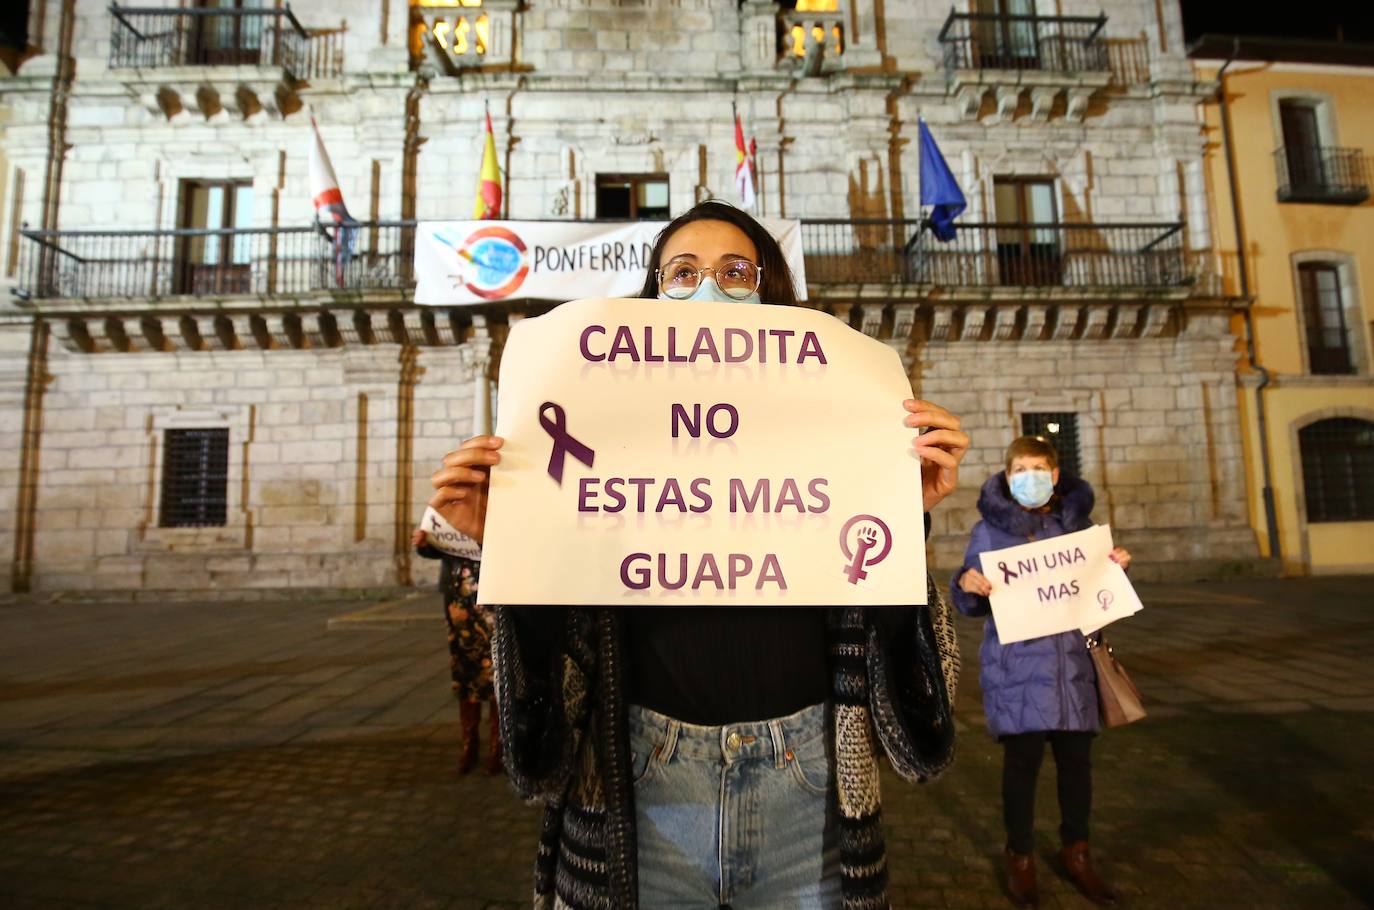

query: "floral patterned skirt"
left=444, top=562, right=494, bottom=702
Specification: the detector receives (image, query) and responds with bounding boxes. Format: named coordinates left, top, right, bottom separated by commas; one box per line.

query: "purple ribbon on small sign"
left=539, top=401, right=595, bottom=485
left=997, top=561, right=1018, bottom=585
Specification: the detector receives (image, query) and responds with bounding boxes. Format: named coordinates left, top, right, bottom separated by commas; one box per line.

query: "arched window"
left=1299, top=418, right=1374, bottom=522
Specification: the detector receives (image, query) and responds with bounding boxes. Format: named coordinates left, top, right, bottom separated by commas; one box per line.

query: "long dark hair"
left=637, top=200, right=799, bottom=306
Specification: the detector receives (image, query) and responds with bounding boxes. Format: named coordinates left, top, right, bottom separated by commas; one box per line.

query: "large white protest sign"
left=476, top=297, right=926, bottom=606
left=980, top=525, right=1142, bottom=644
left=414, top=220, right=807, bottom=305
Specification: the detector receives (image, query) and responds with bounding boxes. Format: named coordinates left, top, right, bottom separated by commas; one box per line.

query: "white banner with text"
left=414, top=219, right=808, bottom=305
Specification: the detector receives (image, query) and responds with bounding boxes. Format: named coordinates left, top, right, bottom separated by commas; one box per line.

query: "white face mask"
left=658, top=277, right=762, bottom=305
left=1009, top=469, right=1055, bottom=509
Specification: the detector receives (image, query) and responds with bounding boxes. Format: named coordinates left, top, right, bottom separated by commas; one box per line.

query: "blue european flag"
left=918, top=119, right=966, bottom=242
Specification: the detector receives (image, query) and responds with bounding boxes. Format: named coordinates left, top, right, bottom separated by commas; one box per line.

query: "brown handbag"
left=1087, top=634, right=1146, bottom=727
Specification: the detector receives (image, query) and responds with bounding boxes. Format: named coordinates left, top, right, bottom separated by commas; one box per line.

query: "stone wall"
left=915, top=311, right=1259, bottom=580
left=19, top=341, right=479, bottom=592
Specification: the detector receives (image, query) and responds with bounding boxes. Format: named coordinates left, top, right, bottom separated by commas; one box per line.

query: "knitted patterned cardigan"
left=468, top=557, right=961, bottom=910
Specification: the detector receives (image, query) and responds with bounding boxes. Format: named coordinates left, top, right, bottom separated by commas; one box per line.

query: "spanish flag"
left=474, top=108, right=502, bottom=220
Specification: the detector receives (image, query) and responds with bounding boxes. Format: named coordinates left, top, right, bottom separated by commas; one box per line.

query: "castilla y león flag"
left=474, top=110, right=503, bottom=220
left=734, top=113, right=756, bottom=210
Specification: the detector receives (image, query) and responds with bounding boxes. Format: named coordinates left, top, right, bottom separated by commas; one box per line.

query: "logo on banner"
left=839, top=514, right=892, bottom=585
left=448, top=226, right=529, bottom=300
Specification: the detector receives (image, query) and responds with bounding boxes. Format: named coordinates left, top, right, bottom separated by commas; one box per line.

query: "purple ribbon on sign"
left=539, top=401, right=595, bottom=485
left=997, top=561, right=1018, bottom=585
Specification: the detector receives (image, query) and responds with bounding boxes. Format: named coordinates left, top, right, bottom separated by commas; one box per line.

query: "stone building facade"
left=0, top=0, right=1262, bottom=593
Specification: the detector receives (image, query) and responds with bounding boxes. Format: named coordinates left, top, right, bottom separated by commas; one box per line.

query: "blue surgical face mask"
left=1009, top=470, right=1055, bottom=509
left=658, top=277, right=761, bottom=306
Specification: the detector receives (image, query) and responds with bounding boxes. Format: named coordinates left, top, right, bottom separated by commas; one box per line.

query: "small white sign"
left=980, top=525, right=1142, bottom=644
left=419, top=505, right=483, bottom=560
left=477, top=298, right=927, bottom=606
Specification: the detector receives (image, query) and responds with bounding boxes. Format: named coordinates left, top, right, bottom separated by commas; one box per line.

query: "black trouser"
left=1001, top=730, right=1094, bottom=855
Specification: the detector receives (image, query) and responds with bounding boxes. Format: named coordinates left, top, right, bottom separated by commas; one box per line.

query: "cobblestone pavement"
left=1, top=578, right=1371, bottom=910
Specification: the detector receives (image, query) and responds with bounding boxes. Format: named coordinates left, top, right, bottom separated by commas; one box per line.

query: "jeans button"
left=726, top=731, right=741, bottom=751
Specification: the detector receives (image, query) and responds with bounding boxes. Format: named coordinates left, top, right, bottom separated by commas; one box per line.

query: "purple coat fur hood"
left=950, top=472, right=1100, bottom=737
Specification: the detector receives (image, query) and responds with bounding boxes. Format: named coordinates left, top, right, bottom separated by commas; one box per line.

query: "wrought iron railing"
left=938, top=10, right=1109, bottom=74
left=801, top=220, right=1187, bottom=289
left=108, top=5, right=343, bottom=79
left=16, top=220, right=1188, bottom=301
left=1274, top=145, right=1370, bottom=205
left=15, top=223, right=412, bottom=301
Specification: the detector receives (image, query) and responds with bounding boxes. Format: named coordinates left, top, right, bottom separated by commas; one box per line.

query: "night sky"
left=1180, top=1, right=1374, bottom=45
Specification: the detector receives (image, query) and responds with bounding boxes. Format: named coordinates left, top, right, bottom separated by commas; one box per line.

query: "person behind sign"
left=951, top=436, right=1131, bottom=907
left=411, top=527, right=502, bottom=775
left=427, top=201, right=970, bottom=909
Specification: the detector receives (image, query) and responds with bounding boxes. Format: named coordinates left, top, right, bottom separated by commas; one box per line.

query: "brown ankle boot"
left=484, top=700, right=503, bottom=776
left=1004, top=847, right=1038, bottom=906
left=457, top=700, right=481, bottom=775
left=1059, top=841, right=1118, bottom=906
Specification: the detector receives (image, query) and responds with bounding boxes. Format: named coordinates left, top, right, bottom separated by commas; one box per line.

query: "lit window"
left=784, top=0, right=844, bottom=59
left=411, top=0, right=487, bottom=61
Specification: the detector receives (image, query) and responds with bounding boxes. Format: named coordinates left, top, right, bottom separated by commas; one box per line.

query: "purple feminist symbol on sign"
left=839, top=514, right=893, bottom=585
left=1097, top=589, right=1114, bottom=612
left=539, top=401, right=595, bottom=485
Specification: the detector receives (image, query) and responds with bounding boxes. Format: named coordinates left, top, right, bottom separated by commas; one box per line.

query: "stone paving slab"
left=0, top=577, right=1371, bottom=909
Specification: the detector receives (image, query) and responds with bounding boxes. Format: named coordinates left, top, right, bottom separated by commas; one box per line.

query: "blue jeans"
left=629, top=701, right=842, bottom=908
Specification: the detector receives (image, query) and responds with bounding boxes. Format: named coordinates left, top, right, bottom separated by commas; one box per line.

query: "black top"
left=623, top=608, right=830, bottom=725
left=507, top=515, right=931, bottom=727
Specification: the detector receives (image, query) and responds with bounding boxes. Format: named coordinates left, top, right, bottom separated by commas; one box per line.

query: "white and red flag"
left=308, top=115, right=357, bottom=285
left=734, top=112, right=757, bottom=210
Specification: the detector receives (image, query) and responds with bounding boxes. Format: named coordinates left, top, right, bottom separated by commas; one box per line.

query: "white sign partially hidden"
left=414, top=220, right=807, bottom=305
left=980, top=525, right=1142, bottom=645
left=419, top=506, right=483, bottom=560
left=477, top=298, right=926, bottom=606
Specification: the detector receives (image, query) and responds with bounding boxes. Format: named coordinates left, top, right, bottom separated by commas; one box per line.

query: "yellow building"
left=1193, top=37, right=1374, bottom=575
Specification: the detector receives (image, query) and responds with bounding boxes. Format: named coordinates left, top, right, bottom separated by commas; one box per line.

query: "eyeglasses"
left=656, top=256, right=763, bottom=300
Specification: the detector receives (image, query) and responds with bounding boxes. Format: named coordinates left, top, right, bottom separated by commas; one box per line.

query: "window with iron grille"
left=160, top=428, right=230, bottom=528
left=1299, top=418, right=1374, bottom=523
left=1297, top=262, right=1355, bottom=375
left=1020, top=412, right=1081, bottom=478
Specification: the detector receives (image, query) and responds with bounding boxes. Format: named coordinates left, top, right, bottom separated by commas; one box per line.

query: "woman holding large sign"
left=952, top=436, right=1131, bottom=907
left=428, top=202, right=969, bottom=909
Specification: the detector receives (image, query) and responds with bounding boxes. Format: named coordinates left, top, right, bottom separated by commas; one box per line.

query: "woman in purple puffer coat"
left=951, top=436, right=1130, bottom=908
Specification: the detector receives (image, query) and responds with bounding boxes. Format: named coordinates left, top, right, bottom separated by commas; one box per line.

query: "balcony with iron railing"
left=108, top=5, right=344, bottom=119
left=14, top=223, right=414, bottom=302
left=1273, top=145, right=1370, bottom=205
left=938, top=9, right=1112, bottom=120
left=801, top=220, right=1188, bottom=291
left=110, top=5, right=342, bottom=78
left=938, top=10, right=1109, bottom=76
left=15, top=219, right=1190, bottom=304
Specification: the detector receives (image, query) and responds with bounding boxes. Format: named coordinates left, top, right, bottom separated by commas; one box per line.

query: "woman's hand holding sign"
left=903, top=398, right=969, bottom=511
left=430, top=435, right=504, bottom=546
left=959, top=566, right=993, bottom=596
